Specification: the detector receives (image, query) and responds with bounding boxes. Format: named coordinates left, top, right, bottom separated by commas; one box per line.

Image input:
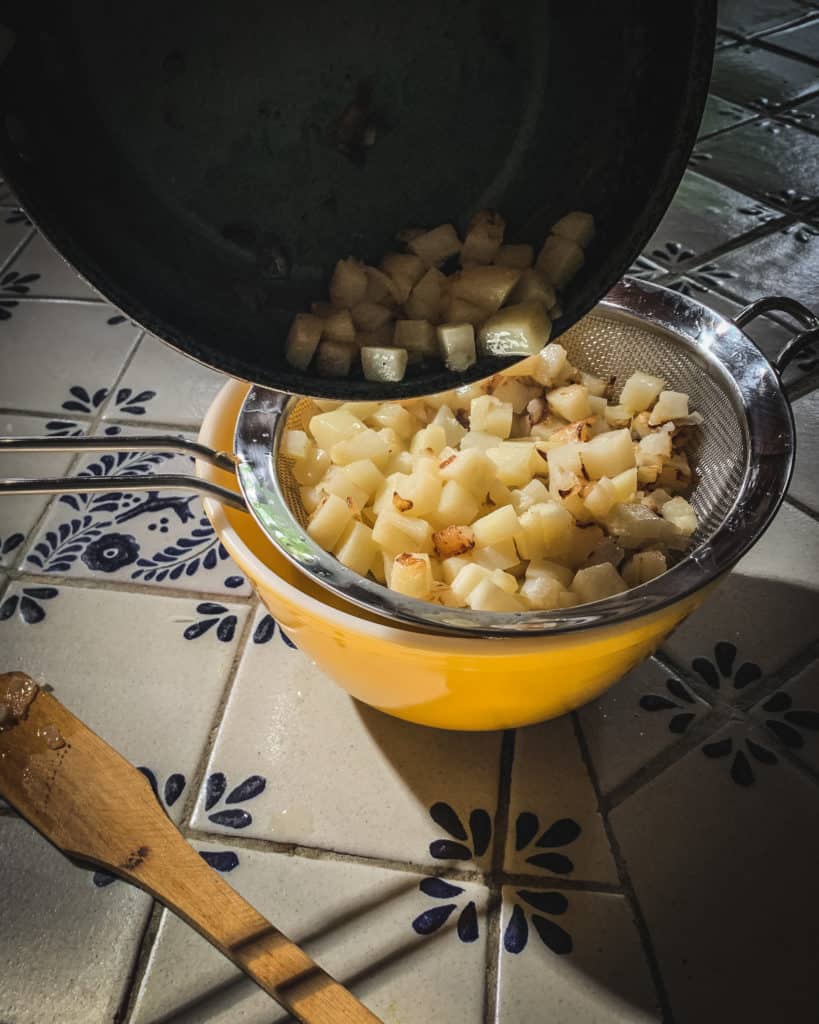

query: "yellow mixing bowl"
left=197, top=379, right=708, bottom=731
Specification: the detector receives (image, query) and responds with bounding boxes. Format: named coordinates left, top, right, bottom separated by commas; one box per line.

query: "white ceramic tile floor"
left=6, top=231, right=100, bottom=298
left=504, top=717, right=618, bottom=884
left=0, top=582, right=248, bottom=823
left=105, top=332, right=228, bottom=428
left=131, top=841, right=489, bottom=1024
left=191, top=608, right=503, bottom=867
left=578, top=658, right=713, bottom=796
left=0, top=816, right=153, bottom=1024
left=0, top=412, right=85, bottom=567
left=22, top=423, right=251, bottom=596
left=0, top=300, right=140, bottom=414
left=749, top=659, right=819, bottom=773
left=0, top=208, right=33, bottom=265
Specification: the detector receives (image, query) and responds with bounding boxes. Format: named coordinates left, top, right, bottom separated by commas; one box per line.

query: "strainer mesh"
left=277, top=313, right=748, bottom=548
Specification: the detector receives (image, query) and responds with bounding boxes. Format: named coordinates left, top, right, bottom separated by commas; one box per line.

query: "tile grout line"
left=115, top=903, right=165, bottom=1024
left=2, top=570, right=256, bottom=605
left=0, top=225, right=35, bottom=276
left=784, top=493, right=819, bottom=525
left=482, top=728, right=516, bottom=1024
left=571, top=711, right=677, bottom=1024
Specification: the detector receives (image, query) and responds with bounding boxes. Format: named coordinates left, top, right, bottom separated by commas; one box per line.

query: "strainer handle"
left=0, top=434, right=247, bottom=511
left=734, top=296, right=819, bottom=375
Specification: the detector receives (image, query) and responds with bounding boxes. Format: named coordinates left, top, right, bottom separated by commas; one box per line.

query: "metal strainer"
left=3, top=280, right=817, bottom=637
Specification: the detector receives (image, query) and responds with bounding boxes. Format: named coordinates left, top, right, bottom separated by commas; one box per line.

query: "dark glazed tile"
left=718, top=0, right=818, bottom=36
left=611, top=718, right=819, bottom=1024
left=645, top=171, right=781, bottom=265
left=710, top=43, right=819, bottom=109
left=764, top=16, right=819, bottom=60
left=691, top=119, right=819, bottom=210
left=697, top=94, right=757, bottom=139
left=781, top=93, right=819, bottom=132
left=790, top=389, right=819, bottom=511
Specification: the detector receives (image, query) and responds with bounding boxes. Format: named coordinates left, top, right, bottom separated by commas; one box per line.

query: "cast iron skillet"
left=0, top=1, right=715, bottom=399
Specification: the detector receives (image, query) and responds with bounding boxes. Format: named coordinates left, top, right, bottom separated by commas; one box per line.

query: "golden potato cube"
left=329, top=257, right=367, bottom=308
left=372, top=511, right=432, bottom=555
left=467, top=577, right=525, bottom=612
left=433, top=525, right=476, bottom=560
left=450, top=563, right=491, bottom=603
left=344, top=458, right=385, bottom=500
left=535, top=234, right=585, bottom=288
left=640, top=429, right=673, bottom=459
left=351, top=302, right=393, bottom=333
left=472, top=538, right=519, bottom=571
left=451, top=265, right=521, bottom=312
left=330, top=428, right=391, bottom=469
left=410, top=424, right=448, bottom=456
left=511, top=478, right=551, bottom=512
left=534, top=502, right=574, bottom=555
left=622, top=550, right=668, bottom=587
left=487, top=478, right=514, bottom=507
left=551, top=211, right=596, bottom=248
left=520, top=574, right=563, bottom=610
left=446, top=296, right=486, bottom=325
left=334, top=520, right=378, bottom=575
left=470, top=395, right=514, bottom=438
left=619, top=372, right=665, bottom=414
left=366, top=403, right=417, bottom=440
left=571, top=563, right=628, bottom=604
left=508, top=268, right=557, bottom=310
left=605, top=404, right=632, bottom=428
left=439, top=447, right=493, bottom=498
left=459, top=431, right=498, bottom=452
left=437, top=322, right=477, bottom=372
left=373, top=472, right=410, bottom=515
left=307, top=493, right=354, bottom=549
left=441, top=554, right=474, bottom=583
left=490, top=375, right=542, bottom=414
left=394, top=319, right=438, bottom=364
left=478, top=302, right=552, bottom=357
left=280, top=429, right=313, bottom=461
left=580, top=429, right=636, bottom=479
left=526, top=559, right=574, bottom=588
left=432, top=404, right=468, bottom=448
left=364, top=266, right=400, bottom=306
left=408, top=224, right=462, bottom=267
left=461, top=209, right=505, bottom=265
left=649, top=390, right=690, bottom=425
left=361, top=347, right=408, bottom=383
left=436, top=479, right=480, bottom=526
left=583, top=477, right=617, bottom=519
left=404, top=267, right=446, bottom=321
left=320, top=467, right=368, bottom=511
left=299, top=484, right=323, bottom=514
left=660, top=496, right=698, bottom=536
left=323, top=308, right=357, bottom=344
left=495, top=244, right=534, bottom=269
left=292, top=447, right=331, bottom=486
left=610, top=467, right=638, bottom=504
left=579, top=372, right=608, bottom=397
left=401, top=470, right=442, bottom=518
left=390, top=552, right=434, bottom=600
left=472, top=504, right=520, bottom=547
left=285, top=313, right=324, bottom=371
left=487, top=444, right=539, bottom=487
left=547, top=384, right=592, bottom=422
left=529, top=342, right=569, bottom=387
left=381, top=251, right=426, bottom=293
left=547, top=442, right=584, bottom=496
left=315, top=340, right=356, bottom=378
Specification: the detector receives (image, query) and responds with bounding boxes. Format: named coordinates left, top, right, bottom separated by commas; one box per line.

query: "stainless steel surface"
left=232, top=279, right=797, bottom=636
left=733, top=296, right=819, bottom=376
left=0, top=434, right=237, bottom=472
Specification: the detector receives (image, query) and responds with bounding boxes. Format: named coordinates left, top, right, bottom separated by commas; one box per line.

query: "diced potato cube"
left=291, top=445, right=331, bottom=487
left=285, top=313, right=323, bottom=371
left=361, top=347, right=408, bottom=383
left=472, top=539, right=519, bottom=571
left=550, top=211, right=595, bottom=248
left=387, top=449, right=415, bottom=475
left=460, top=431, right=498, bottom=452
left=439, top=448, right=493, bottom=498
left=404, top=267, right=446, bottom=321
left=526, top=559, right=574, bottom=588
left=547, top=443, right=583, bottom=496
left=334, top=520, right=378, bottom=575
left=372, top=511, right=432, bottom=555
left=441, top=554, right=473, bottom=584
left=344, top=459, right=385, bottom=500
left=373, top=472, right=410, bottom=515
left=300, top=485, right=323, bottom=513
left=605, top=404, right=632, bottom=428
left=658, top=452, right=693, bottom=492
left=432, top=404, right=468, bottom=447
left=471, top=395, right=514, bottom=438
left=381, top=252, right=426, bottom=294
left=451, top=563, right=490, bottom=603
left=329, top=257, right=368, bottom=308
left=315, top=341, right=356, bottom=378
left=488, top=569, right=519, bottom=594
left=370, top=552, right=387, bottom=584
left=472, top=504, right=520, bottom=547
left=451, top=266, right=521, bottom=312
left=605, top=502, right=689, bottom=550
left=649, top=390, right=690, bottom=425
left=410, top=424, right=448, bottom=456
left=487, top=444, right=539, bottom=487
left=339, top=401, right=380, bottom=419
left=401, top=469, right=442, bottom=518
left=579, top=372, right=607, bottom=398
left=622, top=550, right=668, bottom=587
left=281, top=429, right=313, bottom=461
left=571, top=563, right=627, bottom=604
left=508, top=268, right=557, bottom=310
left=640, top=429, right=673, bottom=459
left=467, top=577, right=524, bottom=612
left=620, top=372, right=665, bottom=413
left=566, top=523, right=604, bottom=569
left=390, top=552, right=434, bottom=600
left=547, top=384, right=592, bottom=422
left=446, top=296, right=486, bottom=325
left=478, top=302, right=551, bottom=357
left=535, top=234, right=585, bottom=288
left=331, top=428, right=391, bottom=469
left=487, top=478, right=514, bottom=507
left=581, top=429, right=636, bottom=479
left=366, top=403, right=416, bottom=440
left=461, top=209, right=505, bottom=265
left=520, top=575, right=563, bottom=610
left=660, top=496, right=698, bottom=536
left=351, top=303, right=393, bottom=332
left=307, top=493, right=354, bottom=549
left=394, top=320, right=438, bottom=363
left=432, top=525, right=476, bottom=560
left=490, top=375, right=542, bottom=414
left=495, top=243, right=534, bottom=269
left=517, top=502, right=573, bottom=560
left=610, top=467, right=638, bottom=504
left=529, top=342, right=569, bottom=388
left=511, top=478, right=551, bottom=512
left=583, top=477, right=617, bottom=519
left=558, top=590, right=580, bottom=608
left=364, top=266, right=400, bottom=306
left=435, top=479, right=480, bottom=526
left=355, top=325, right=395, bottom=350
left=408, top=224, right=462, bottom=267
left=311, top=301, right=336, bottom=318
left=321, top=467, right=368, bottom=511
left=437, top=322, right=477, bottom=372
left=323, top=308, right=356, bottom=344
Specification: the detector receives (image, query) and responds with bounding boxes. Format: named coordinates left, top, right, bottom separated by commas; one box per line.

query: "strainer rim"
left=233, top=279, right=795, bottom=637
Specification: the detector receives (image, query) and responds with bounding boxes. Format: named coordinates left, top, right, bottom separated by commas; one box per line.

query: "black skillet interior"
left=0, top=1, right=715, bottom=399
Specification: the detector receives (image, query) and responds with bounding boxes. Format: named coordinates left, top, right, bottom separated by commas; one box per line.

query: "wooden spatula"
left=0, top=672, right=381, bottom=1024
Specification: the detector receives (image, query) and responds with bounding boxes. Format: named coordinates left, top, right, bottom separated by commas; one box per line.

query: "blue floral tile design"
left=251, top=611, right=296, bottom=648
left=701, top=733, right=779, bottom=786
left=638, top=677, right=704, bottom=735
left=690, top=641, right=764, bottom=694
left=411, top=877, right=480, bottom=943
left=183, top=603, right=239, bottom=642
left=203, top=771, right=266, bottom=828
left=503, top=889, right=572, bottom=955
left=512, top=813, right=582, bottom=875
left=0, top=585, right=59, bottom=624
left=428, top=801, right=492, bottom=862
left=0, top=269, right=40, bottom=320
